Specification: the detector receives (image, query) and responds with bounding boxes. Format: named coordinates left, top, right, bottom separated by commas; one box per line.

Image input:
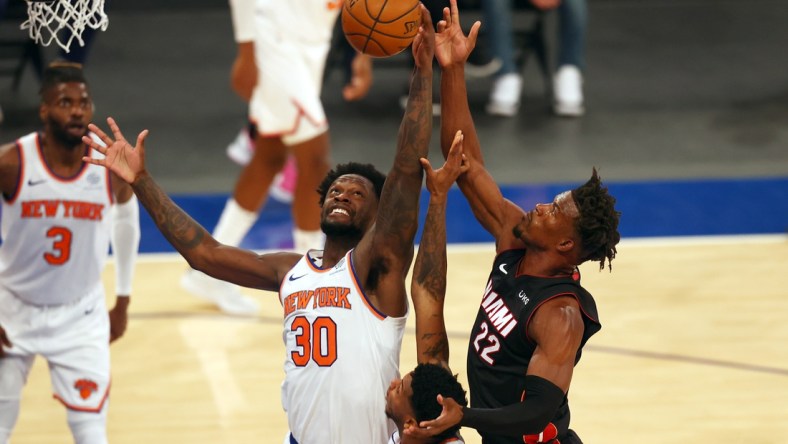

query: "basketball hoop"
left=20, top=0, right=108, bottom=53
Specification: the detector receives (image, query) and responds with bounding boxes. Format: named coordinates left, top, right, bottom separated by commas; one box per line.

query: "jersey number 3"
left=44, top=226, right=73, bottom=265
left=291, top=316, right=338, bottom=367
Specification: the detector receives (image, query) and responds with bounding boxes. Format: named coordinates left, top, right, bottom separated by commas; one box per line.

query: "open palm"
left=82, top=117, right=149, bottom=185
left=435, top=0, right=480, bottom=69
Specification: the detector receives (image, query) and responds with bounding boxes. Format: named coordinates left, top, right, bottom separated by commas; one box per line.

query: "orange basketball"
left=341, top=0, right=422, bottom=58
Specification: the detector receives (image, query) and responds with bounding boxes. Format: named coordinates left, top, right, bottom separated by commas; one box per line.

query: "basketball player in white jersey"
left=83, top=6, right=435, bottom=443
left=0, top=62, right=140, bottom=444
left=385, top=131, right=469, bottom=444
left=179, top=0, right=374, bottom=315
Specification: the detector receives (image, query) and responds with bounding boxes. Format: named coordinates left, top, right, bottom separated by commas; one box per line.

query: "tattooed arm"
left=83, top=118, right=299, bottom=292
left=353, top=5, right=436, bottom=318
left=411, top=132, right=468, bottom=365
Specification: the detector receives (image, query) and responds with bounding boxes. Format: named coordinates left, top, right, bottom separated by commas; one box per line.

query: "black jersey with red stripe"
left=465, top=249, right=601, bottom=443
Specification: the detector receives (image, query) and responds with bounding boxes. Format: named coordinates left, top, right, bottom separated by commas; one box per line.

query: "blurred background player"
left=0, top=62, right=140, bottom=444
left=180, top=0, right=373, bottom=315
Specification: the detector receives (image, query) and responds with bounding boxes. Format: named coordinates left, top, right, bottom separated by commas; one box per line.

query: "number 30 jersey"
left=279, top=249, right=407, bottom=444
left=0, top=132, right=113, bottom=306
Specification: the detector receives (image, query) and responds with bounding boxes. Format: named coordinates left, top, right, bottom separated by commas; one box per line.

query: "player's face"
left=513, top=191, right=580, bottom=249
left=385, top=372, right=415, bottom=425
left=41, top=82, right=94, bottom=146
left=320, top=174, right=379, bottom=237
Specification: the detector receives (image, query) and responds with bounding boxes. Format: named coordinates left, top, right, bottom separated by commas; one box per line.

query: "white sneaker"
left=553, top=65, right=585, bottom=117
left=486, top=73, right=523, bottom=117
left=180, top=269, right=260, bottom=316
left=226, top=127, right=255, bottom=166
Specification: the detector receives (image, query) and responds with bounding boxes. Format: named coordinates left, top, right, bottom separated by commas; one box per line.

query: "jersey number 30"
left=291, top=316, right=338, bottom=367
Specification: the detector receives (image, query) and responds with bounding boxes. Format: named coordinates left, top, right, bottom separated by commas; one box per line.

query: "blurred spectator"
left=482, top=0, right=587, bottom=117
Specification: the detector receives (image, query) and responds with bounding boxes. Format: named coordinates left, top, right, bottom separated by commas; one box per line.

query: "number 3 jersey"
left=0, top=132, right=113, bottom=306
left=466, top=249, right=601, bottom=443
left=279, top=249, right=407, bottom=444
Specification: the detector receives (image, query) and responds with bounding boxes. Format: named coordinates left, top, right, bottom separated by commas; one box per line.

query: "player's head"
left=38, top=61, right=93, bottom=146
left=317, top=162, right=387, bottom=238
left=571, top=168, right=621, bottom=270
left=385, top=363, right=468, bottom=442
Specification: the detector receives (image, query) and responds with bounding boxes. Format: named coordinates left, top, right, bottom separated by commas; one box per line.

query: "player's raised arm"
left=353, top=5, right=435, bottom=317
left=83, top=117, right=299, bottom=291
left=435, top=0, right=524, bottom=249
left=411, top=131, right=468, bottom=366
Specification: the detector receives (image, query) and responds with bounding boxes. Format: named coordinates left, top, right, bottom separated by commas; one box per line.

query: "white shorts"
left=250, top=12, right=331, bottom=146
left=0, top=286, right=110, bottom=412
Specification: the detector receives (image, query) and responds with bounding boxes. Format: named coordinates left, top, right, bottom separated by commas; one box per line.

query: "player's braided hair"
left=571, top=168, right=621, bottom=271
left=39, top=61, right=87, bottom=98
left=317, top=162, right=387, bottom=206
left=410, top=363, right=468, bottom=443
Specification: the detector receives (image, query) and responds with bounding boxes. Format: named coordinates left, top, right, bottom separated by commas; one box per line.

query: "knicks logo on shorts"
left=74, top=379, right=99, bottom=400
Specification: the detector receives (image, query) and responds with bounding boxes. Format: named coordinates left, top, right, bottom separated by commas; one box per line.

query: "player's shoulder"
left=0, top=141, right=21, bottom=175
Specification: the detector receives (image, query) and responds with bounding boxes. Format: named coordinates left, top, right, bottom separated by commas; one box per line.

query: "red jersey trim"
left=52, top=380, right=111, bottom=413
left=6, top=140, right=24, bottom=204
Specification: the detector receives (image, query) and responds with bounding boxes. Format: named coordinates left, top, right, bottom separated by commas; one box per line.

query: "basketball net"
left=20, top=0, right=108, bottom=53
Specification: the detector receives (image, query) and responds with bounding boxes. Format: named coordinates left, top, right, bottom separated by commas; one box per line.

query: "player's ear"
left=39, top=103, right=48, bottom=122
left=557, top=237, right=574, bottom=253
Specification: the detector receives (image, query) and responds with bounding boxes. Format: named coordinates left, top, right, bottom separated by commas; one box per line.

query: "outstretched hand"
left=435, top=0, right=480, bottom=69
left=420, top=130, right=469, bottom=199
left=411, top=4, right=436, bottom=69
left=82, top=117, right=149, bottom=185
left=343, top=53, right=373, bottom=101
left=404, top=394, right=464, bottom=439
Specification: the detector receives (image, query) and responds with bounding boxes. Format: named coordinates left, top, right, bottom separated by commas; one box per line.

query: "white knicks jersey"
left=0, top=132, right=112, bottom=306
left=280, top=249, right=407, bottom=444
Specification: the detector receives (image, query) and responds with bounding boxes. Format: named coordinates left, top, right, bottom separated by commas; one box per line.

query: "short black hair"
left=316, top=162, right=386, bottom=206
left=571, top=168, right=621, bottom=271
left=410, top=363, right=468, bottom=443
left=39, top=61, right=88, bottom=98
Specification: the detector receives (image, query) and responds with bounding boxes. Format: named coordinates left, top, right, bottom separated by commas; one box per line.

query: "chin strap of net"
left=21, top=0, right=108, bottom=53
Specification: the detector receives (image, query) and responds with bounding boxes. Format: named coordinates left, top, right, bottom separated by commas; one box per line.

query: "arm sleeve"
left=229, top=0, right=256, bottom=43
left=111, top=195, right=140, bottom=296
left=460, top=375, right=565, bottom=436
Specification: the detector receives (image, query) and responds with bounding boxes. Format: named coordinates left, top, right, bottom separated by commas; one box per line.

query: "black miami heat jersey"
left=466, top=249, right=601, bottom=443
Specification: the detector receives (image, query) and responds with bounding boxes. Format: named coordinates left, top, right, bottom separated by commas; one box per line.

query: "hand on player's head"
left=81, top=117, right=149, bottom=185
left=411, top=4, right=436, bottom=69
left=434, top=0, right=480, bottom=68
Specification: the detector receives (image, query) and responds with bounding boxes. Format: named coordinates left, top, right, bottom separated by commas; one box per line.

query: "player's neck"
left=520, top=252, right=575, bottom=277
left=39, top=132, right=87, bottom=174
left=321, top=236, right=359, bottom=268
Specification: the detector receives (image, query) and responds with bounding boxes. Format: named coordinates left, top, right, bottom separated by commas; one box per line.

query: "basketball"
left=341, top=0, right=422, bottom=58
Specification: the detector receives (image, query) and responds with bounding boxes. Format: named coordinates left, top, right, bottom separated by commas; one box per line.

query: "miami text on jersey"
left=480, top=280, right=518, bottom=337
left=283, top=286, right=352, bottom=316
left=21, top=200, right=105, bottom=221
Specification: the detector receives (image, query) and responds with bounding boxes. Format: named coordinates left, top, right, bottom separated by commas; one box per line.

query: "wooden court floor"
left=11, top=236, right=788, bottom=443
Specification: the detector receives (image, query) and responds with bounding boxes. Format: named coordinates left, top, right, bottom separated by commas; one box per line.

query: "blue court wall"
left=136, top=177, right=788, bottom=254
